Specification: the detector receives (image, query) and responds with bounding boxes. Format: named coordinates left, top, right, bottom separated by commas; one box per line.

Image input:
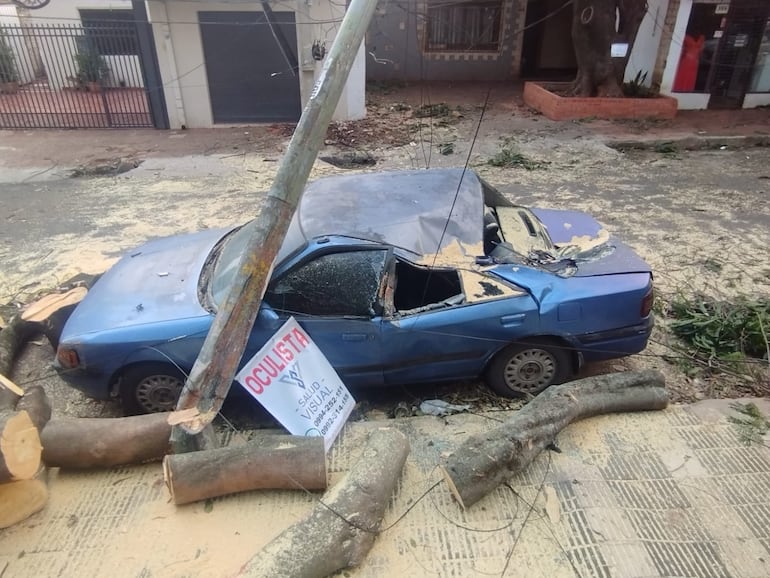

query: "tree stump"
left=443, top=370, right=668, bottom=509
left=163, top=435, right=327, bottom=505
left=240, top=428, right=410, bottom=578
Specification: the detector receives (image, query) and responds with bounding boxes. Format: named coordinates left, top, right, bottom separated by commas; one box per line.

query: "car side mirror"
left=257, top=305, right=280, bottom=329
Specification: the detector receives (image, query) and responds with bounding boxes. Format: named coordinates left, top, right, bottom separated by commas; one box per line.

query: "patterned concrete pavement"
left=1, top=398, right=770, bottom=577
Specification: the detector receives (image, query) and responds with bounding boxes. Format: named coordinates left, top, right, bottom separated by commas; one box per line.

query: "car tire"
left=119, top=363, right=186, bottom=415
left=486, top=340, right=572, bottom=398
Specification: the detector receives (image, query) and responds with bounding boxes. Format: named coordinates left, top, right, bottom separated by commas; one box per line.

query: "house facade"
left=144, top=0, right=365, bottom=129
left=0, top=0, right=365, bottom=128
left=366, top=0, right=770, bottom=109
left=1, top=0, right=768, bottom=130
left=660, top=0, right=770, bottom=109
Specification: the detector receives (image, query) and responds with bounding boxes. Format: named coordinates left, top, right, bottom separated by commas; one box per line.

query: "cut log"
left=0, top=410, right=42, bottom=482
left=41, top=413, right=172, bottom=469
left=240, top=428, right=410, bottom=578
left=0, top=466, right=48, bottom=529
left=15, top=386, right=52, bottom=432
left=163, top=435, right=327, bottom=505
left=21, top=287, right=88, bottom=323
left=443, top=370, right=669, bottom=509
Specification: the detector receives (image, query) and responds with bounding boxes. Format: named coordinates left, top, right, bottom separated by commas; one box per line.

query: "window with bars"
left=425, top=0, right=503, bottom=52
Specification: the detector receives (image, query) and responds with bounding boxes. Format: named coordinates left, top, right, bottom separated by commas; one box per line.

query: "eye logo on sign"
left=279, top=363, right=305, bottom=389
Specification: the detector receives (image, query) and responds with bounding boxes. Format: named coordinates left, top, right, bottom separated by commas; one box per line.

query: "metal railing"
left=0, top=22, right=154, bottom=128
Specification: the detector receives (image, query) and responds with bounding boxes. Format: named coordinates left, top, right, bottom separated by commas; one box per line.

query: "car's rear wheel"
left=119, top=363, right=186, bottom=414
left=486, top=340, right=572, bottom=398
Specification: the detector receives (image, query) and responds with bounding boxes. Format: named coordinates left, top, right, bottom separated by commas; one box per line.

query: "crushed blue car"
left=56, top=168, right=654, bottom=414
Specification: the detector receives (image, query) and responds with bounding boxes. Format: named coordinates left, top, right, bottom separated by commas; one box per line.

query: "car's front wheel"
left=486, top=340, right=572, bottom=398
left=119, top=363, right=186, bottom=414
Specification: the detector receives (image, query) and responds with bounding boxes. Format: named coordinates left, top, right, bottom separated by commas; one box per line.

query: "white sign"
left=235, top=317, right=355, bottom=452
left=611, top=43, right=629, bottom=58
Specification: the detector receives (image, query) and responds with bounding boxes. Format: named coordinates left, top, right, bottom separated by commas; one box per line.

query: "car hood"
left=62, top=228, right=227, bottom=338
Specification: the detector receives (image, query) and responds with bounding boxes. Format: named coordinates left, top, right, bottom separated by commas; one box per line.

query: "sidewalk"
left=1, top=398, right=769, bottom=577
left=1, top=82, right=768, bottom=176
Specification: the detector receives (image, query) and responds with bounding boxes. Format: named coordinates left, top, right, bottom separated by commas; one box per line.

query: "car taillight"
left=57, top=348, right=80, bottom=369
left=640, top=286, right=654, bottom=318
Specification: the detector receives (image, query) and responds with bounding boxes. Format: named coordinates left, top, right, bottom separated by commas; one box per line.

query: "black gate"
left=0, top=20, right=154, bottom=128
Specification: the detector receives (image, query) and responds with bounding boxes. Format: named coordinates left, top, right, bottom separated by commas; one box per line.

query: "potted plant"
left=74, top=42, right=108, bottom=92
left=0, top=32, right=20, bottom=94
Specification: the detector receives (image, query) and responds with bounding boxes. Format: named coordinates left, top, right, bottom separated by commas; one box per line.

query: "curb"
left=604, top=134, right=770, bottom=152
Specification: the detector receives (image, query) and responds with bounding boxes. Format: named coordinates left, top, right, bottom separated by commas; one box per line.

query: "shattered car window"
left=266, top=250, right=388, bottom=317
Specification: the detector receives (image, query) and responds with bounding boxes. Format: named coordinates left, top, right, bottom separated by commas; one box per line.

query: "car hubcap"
left=135, top=374, right=183, bottom=413
left=503, top=348, right=556, bottom=393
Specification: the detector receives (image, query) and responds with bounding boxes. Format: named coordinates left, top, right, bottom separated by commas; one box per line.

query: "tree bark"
left=571, top=0, right=648, bottom=97
left=0, top=315, right=39, bottom=410
left=239, top=428, right=410, bottom=578
left=442, top=370, right=668, bottom=509
left=41, top=413, right=172, bottom=469
left=163, top=435, right=327, bottom=505
left=0, top=466, right=48, bottom=529
left=0, top=410, right=42, bottom=482
left=14, top=386, right=51, bottom=433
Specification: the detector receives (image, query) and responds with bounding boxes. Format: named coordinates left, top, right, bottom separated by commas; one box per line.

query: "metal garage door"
left=199, top=11, right=301, bottom=123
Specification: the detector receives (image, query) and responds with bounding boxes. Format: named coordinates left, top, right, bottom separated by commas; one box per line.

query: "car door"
left=244, top=247, right=389, bottom=387
left=381, top=262, right=540, bottom=385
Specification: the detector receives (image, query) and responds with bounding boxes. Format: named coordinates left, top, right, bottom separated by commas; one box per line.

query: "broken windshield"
left=206, top=217, right=309, bottom=308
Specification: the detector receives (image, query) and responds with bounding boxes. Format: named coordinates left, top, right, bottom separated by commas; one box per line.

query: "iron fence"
left=0, top=21, right=154, bottom=128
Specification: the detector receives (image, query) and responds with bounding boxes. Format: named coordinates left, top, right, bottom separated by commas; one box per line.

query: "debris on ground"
left=419, top=399, right=471, bottom=416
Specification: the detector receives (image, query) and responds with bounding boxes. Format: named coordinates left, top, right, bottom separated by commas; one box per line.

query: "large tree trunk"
left=163, top=435, right=327, bottom=505
left=41, top=413, right=172, bottom=469
left=240, top=428, right=410, bottom=578
left=443, top=370, right=668, bottom=509
left=571, top=0, right=648, bottom=96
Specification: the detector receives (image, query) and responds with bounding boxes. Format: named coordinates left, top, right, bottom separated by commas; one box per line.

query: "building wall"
left=367, top=0, right=520, bottom=81
left=147, top=0, right=363, bottom=129
left=624, top=0, right=670, bottom=84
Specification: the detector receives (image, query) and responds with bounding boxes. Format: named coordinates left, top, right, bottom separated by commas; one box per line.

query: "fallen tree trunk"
left=0, top=315, right=39, bottom=410
left=0, top=466, right=48, bottom=529
left=163, top=435, right=327, bottom=505
left=443, top=370, right=668, bottom=509
left=15, top=386, right=52, bottom=432
left=41, top=413, right=172, bottom=469
left=240, top=428, right=410, bottom=578
left=0, top=410, right=42, bottom=482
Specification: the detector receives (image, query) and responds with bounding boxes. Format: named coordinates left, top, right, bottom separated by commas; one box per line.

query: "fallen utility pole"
left=171, top=0, right=379, bottom=449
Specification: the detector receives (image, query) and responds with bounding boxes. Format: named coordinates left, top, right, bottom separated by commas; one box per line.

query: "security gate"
left=0, top=21, right=155, bottom=128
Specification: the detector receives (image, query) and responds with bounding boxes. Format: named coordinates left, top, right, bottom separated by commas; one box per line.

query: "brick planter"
left=523, top=81, right=678, bottom=121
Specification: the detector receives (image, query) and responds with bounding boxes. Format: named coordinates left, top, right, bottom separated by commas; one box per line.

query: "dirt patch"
left=70, top=157, right=143, bottom=178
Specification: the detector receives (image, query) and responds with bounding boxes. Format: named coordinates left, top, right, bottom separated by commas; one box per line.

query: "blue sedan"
left=55, top=169, right=654, bottom=414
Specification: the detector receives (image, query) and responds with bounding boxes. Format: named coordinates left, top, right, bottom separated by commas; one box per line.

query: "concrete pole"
left=171, top=0, right=379, bottom=448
